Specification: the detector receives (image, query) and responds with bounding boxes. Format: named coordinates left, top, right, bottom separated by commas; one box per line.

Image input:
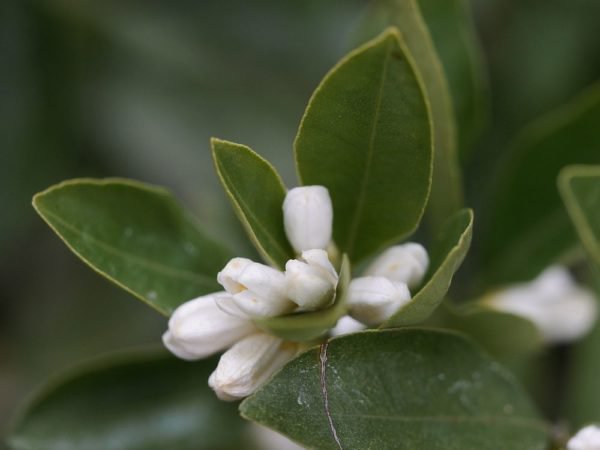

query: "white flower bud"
left=217, top=258, right=296, bottom=318
left=365, top=242, right=429, bottom=290
left=568, top=425, right=600, bottom=450
left=347, top=276, right=411, bottom=326
left=285, top=249, right=338, bottom=310
left=330, top=315, right=366, bottom=337
left=208, top=333, right=298, bottom=401
left=283, top=186, right=333, bottom=253
left=162, top=293, right=256, bottom=360
left=486, top=266, right=598, bottom=344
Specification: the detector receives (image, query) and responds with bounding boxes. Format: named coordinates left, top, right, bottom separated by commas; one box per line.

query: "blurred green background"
left=2, top=0, right=599, bottom=439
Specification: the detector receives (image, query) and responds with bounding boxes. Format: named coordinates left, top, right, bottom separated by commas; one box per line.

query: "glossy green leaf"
left=359, top=0, right=463, bottom=231
left=442, top=304, right=543, bottom=359
left=295, top=28, right=433, bottom=263
left=479, top=83, right=600, bottom=285
left=241, top=329, right=549, bottom=450
left=255, top=255, right=350, bottom=342
left=416, top=0, right=489, bottom=157
left=558, top=165, right=600, bottom=268
left=33, top=179, right=232, bottom=315
left=212, top=138, right=294, bottom=269
left=383, top=208, right=473, bottom=327
left=7, top=349, right=246, bottom=450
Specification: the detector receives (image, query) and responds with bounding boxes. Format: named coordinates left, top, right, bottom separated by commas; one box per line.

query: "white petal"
left=283, top=186, right=333, bottom=253
left=330, top=315, right=366, bottom=337
left=208, top=333, right=298, bottom=400
left=237, top=261, right=288, bottom=302
left=365, top=243, right=429, bottom=290
left=231, top=289, right=295, bottom=318
left=162, top=293, right=255, bottom=360
left=217, top=258, right=253, bottom=294
left=486, top=265, right=598, bottom=344
left=568, top=424, right=600, bottom=450
left=347, top=276, right=411, bottom=326
left=285, top=249, right=338, bottom=310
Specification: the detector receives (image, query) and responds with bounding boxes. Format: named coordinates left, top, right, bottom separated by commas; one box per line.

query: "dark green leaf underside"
left=8, top=349, right=245, bottom=450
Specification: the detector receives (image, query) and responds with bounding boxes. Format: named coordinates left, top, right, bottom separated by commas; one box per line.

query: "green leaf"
left=558, top=165, right=600, bottom=269
left=241, top=329, right=550, bottom=450
left=416, top=0, right=489, bottom=157
left=383, top=208, right=473, bottom=327
left=7, top=349, right=246, bottom=450
left=295, top=28, right=433, bottom=263
left=255, top=254, right=351, bottom=342
left=359, top=0, right=465, bottom=230
left=442, top=304, right=543, bottom=359
left=212, top=138, right=295, bottom=269
left=479, top=83, right=600, bottom=285
left=33, top=178, right=232, bottom=315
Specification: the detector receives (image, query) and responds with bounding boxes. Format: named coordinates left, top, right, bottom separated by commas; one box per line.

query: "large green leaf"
left=383, top=208, right=473, bottom=327
left=558, top=165, right=600, bottom=268
left=241, top=329, right=549, bottom=450
left=360, top=0, right=464, bottom=231
left=416, top=0, right=488, bottom=157
left=255, top=254, right=351, bottom=342
left=33, top=178, right=232, bottom=315
left=7, top=349, right=246, bottom=450
left=295, top=28, right=433, bottom=263
left=479, top=83, right=600, bottom=285
left=212, top=138, right=294, bottom=269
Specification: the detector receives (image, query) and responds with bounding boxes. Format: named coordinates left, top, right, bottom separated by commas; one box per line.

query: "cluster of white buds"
left=567, top=424, right=600, bottom=450
left=163, top=185, right=338, bottom=400
left=342, top=242, right=429, bottom=329
left=485, top=265, right=598, bottom=344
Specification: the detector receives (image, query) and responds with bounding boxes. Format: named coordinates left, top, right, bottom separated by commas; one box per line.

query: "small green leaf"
left=558, top=165, right=600, bottom=268
left=295, top=28, right=433, bottom=263
left=479, top=83, right=600, bottom=285
left=7, top=349, right=246, bottom=450
left=255, top=254, right=351, bottom=342
left=241, top=329, right=549, bottom=450
left=360, top=0, right=464, bottom=231
left=33, top=178, right=231, bottom=315
left=383, top=208, right=473, bottom=327
left=212, top=138, right=295, bottom=269
left=442, top=304, right=543, bottom=359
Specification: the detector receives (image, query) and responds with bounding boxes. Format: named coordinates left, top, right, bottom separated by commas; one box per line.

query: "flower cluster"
left=163, top=185, right=430, bottom=400
left=567, top=424, right=600, bottom=450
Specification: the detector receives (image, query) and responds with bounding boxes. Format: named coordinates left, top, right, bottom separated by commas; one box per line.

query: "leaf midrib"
left=345, top=37, right=394, bottom=258
left=39, top=207, right=216, bottom=286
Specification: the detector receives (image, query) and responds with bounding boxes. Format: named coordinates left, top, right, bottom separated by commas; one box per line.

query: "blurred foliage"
left=1, top=0, right=600, bottom=442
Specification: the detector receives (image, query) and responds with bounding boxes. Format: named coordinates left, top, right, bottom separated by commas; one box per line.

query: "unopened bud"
left=217, top=258, right=296, bottom=318
left=365, top=242, right=429, bottom=290
left=347, top=276, right=411, bottom=326
left=330, top=315, right=366, bottom=337
left=283, top=186, right=333, bottom=253
left=285, top=249, right=338, bottom=310
left=162, top=293, right=255, bottom=360
left=486, top=266, right=598, bottom=344
left=568, top=425, right=600, bottom=450
left=208, top=333, right=298, bottom=401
